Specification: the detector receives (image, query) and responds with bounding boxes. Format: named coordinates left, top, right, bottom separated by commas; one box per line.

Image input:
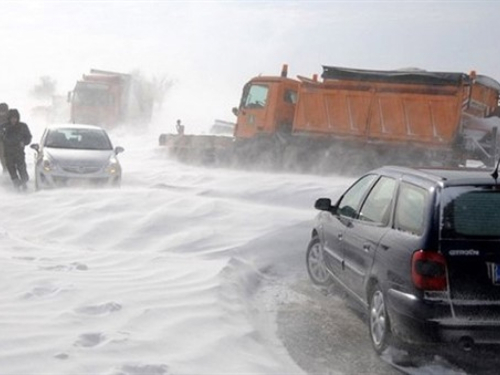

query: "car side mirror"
left=315, top=198, right=333, bottom=211
left=30, top=144, right=39, bottom=152
left=232, top=107, right=239, bottom=116
left=115, top=146, right=124, bottom=154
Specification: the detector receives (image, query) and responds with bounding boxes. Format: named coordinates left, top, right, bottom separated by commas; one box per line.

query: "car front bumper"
left=36, top=169, right=121, bottom=189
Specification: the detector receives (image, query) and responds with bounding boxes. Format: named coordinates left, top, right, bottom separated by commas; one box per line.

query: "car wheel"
left=34, top=175, right=41, bottom=191
left=112, top=178, right=121, bottom=188
left=369, top=285, right=392, bottom=354
left=306, top=236, right=332, bottom=286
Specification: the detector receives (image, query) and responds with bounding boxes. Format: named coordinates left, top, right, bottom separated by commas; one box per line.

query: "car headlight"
left=42, top=158, right=57, bottom=172
left=105, top=157, right=120, bottom=175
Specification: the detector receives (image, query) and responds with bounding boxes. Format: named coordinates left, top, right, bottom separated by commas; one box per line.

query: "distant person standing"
left=0, top=103, right=9, bottom=174
left=176, top=119, right=185, bottom=135
left=0, top=109, right=32, bottom=189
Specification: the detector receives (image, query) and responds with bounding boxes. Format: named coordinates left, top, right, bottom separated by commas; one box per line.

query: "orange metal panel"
left=294, top=89, right=326, bottom=131
left=293, top=79, right=464, bottom=146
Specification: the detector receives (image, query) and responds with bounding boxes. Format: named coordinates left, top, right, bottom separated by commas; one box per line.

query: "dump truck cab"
left=233, top=65, right=299, bottom=139
left=69, top=73, right=124, bottom=127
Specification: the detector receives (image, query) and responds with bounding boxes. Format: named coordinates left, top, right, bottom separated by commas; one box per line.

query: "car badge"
left=448, top=249, right=479, bottom=256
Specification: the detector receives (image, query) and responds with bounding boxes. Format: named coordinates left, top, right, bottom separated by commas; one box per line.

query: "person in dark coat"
left=0, top=103, right=9, bottom=174
left=0, top=109, right=32, bottom=189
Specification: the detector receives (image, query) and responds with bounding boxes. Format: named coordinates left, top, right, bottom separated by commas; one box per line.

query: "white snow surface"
left=0, top=130, right=471, bottom=375
left=0, top=130, right=354, bottom=375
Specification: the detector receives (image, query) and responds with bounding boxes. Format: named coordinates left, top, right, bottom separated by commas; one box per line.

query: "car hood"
left=44, top=148, right=116, bottom=167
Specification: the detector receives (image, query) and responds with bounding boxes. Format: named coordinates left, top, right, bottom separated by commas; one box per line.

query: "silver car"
left=30, top=124, right=124, bottom=189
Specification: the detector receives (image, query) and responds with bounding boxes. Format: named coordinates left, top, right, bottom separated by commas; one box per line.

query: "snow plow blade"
left=158, top=133, right=235, bottom=165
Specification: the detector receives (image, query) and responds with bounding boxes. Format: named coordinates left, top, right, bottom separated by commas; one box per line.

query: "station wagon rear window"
left=441, top=187, right=500, bottom=238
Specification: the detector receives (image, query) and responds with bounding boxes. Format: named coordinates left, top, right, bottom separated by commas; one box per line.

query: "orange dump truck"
left=159, top=65, right=500, bottom=173
left=69, top=69, right=154, bottom=128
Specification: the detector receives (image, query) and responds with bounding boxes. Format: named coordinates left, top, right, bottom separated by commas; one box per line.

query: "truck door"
left=341, top=176, right=397, bottom=298
left=234, top=82, right=273, bottom=138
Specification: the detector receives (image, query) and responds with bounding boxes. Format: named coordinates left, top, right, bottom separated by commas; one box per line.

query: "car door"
left=341, top=176, right=397, bottom=299
left=31, top=128, right=48, bottom=170
left=322, top=174, right=378, bottom=283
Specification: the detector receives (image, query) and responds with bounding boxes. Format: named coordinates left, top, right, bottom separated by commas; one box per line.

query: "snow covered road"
left=0, top=132, right=477, bottom=374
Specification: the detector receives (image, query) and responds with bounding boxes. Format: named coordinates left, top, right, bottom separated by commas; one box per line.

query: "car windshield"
left=44, top=128, right=112, bottom=150
left=441, top=186, right=500, bottom=238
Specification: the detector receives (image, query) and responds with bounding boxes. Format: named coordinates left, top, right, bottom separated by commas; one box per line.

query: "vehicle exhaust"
left=458, top=336, right=474, bottom=352
left=281, top=64, right=288, bottom=78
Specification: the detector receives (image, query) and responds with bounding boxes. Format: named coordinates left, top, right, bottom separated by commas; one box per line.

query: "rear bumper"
left=387, top=288, right=500, bottom=346
left=435, top=321, right=500, bottom=345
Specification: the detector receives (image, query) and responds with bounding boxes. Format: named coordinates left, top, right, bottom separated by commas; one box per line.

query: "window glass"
left=338, top=174, right=378, bottom=218
left=395, top=182, right=428, bottom=235
left=359, top=177, right=397, bottom=225
left=441, top=187, right=500, bottom=238
left=73, top=83, right=111, bottom=106
left=284, top=90, right=297, bottom=104
left=243, top=84, right=268, bottom=108
left=45, top=128, right=112, bottom=150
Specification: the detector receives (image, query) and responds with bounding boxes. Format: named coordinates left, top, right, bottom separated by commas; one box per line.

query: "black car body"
left=306, top=166, right=500, bottom=353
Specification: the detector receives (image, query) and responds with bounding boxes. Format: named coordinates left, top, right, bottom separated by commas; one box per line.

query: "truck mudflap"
left=158, top=133, right=234, bottom=164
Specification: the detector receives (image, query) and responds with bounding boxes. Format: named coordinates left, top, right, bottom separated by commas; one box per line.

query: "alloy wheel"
left=307, top=239, right=331, bottom=285
left=370, top=289, right=387, bottom=350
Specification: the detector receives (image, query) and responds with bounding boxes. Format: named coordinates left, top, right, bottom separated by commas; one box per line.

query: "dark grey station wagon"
left=306, top=166, right=500, bottom=354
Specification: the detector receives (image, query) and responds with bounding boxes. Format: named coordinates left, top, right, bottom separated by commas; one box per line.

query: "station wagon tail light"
left=411, top=250, right=447, bottom=291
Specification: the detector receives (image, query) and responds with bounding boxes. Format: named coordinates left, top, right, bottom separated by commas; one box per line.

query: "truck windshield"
left=242, top=84, right=268, bottom=109
left=441, top=186, right=500, bottom=238
left=73, top=83, right=112, bottom=106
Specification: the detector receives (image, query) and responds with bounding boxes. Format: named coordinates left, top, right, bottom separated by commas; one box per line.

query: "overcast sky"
left=1, top=0, right=499, bottom=133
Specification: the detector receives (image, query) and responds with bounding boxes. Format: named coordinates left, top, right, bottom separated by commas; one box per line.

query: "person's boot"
left=12, top=178, right=21, bottom=189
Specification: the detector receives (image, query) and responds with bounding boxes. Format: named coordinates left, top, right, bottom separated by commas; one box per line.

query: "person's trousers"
left=0, top=141, right=7, bottom=173
left=5, top=149, right=28, bottom=185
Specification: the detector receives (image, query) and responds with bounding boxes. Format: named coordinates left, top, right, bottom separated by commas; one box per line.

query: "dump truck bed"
left=292, top=66, right=472, bottom=147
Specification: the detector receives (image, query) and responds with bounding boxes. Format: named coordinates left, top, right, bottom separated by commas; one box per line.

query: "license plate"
left=495, top=264, right=500, bottom=285
left=487, top=263, right=500, bottom=285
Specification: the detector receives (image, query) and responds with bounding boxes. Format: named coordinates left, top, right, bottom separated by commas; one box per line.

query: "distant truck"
left=68, top=69, right=154, bottom=128
left=160, top=65, right=500, bottom=173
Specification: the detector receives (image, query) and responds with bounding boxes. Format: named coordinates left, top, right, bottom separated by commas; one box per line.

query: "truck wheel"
left=306, top=237, right=332, bottom=286
left=368, top=285, right=392, bottom=354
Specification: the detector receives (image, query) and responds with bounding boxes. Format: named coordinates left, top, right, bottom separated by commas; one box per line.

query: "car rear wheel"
left=369, top=285, right=392, bottom=354
left=34, top=175, right=41, bottom=191
left=306, top=237, right=332, bottom=286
